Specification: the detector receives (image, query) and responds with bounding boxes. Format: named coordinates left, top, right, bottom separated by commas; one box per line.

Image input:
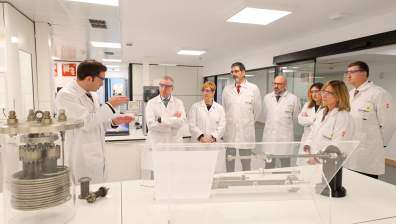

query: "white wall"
left=203, top=9, right=396, bottom=76
left=132, top=64, right=203, bottom=111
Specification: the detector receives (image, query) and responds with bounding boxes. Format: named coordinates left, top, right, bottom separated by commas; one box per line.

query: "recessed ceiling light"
left=102, top=58, right=121, bottom=62
left=227, top=7, right=291, bottom=25
left=91, top=41, right=121, bottom=48
left=105, top=65, right=120, bottom=68
left=11, top=36, right=18, bottom=43
left=67, top=0, right=118, bottom=6
left=177, top=50, right=206, bottom=56
left=159, top=64, right=177, bottom=66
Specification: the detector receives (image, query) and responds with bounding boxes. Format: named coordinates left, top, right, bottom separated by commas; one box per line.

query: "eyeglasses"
left=202, top=89, right=213, bottom=93
left=231, top=69, right=241, bottom=74
left=96, top=76, right=105, bottom=81
left=320, top=90, right=335, bottom=97
left=344, top=69, right=363, bottom=75
left=272, top=82, right=284, bottom=86
left=159, top=83, right=173, bottom=88
left=310, top=90, right=320, bottom=94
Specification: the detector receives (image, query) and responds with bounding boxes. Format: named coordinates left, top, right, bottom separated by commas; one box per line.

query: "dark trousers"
left=350, top=169, right=379, bottom=179
left=226, top=148, right=252, bottom=172
left=265, top=158, right=291, bottom=169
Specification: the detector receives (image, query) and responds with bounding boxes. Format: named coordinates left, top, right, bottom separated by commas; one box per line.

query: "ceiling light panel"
left=67, top=0, right=118, bottom=6
left=227, top=7, right=291, bottom=25
left=91, top=41, right=121, bottom=48
left=177, top=50, right=206, bottom=56
left=102, top=58, right=122, bottom=62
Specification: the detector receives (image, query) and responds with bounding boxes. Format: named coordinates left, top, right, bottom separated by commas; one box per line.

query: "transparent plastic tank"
left=0, top=109, right=83, bottom=224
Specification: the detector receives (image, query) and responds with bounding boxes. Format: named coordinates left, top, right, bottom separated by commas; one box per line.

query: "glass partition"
left=137, top=141, right=359, bottom=224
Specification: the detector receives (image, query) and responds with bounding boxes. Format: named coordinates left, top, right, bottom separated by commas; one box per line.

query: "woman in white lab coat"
left=304, top=80, right=355, bottom=165
left=298, top=83, right=324, bottom=153
left=188, top=81, right=226, bottom=172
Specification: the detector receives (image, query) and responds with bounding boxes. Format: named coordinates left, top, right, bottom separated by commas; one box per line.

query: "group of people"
left=55, top=59, right=396, bottom=183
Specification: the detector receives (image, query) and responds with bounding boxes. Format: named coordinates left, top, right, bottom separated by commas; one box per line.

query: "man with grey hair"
left=142, top=75, right=186, bottom=175
left=261, top=75, right=300, bottom=168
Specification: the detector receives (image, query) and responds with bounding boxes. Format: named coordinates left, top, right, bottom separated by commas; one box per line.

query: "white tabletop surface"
left=0, top=182, right=121, bottom=224
left=1, top=169, right=395, bottom=224
left=121, top=169, right=396, bottom=224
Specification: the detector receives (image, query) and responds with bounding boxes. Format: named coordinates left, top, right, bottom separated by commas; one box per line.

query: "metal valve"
left=86, top=187, right=109, bottom=203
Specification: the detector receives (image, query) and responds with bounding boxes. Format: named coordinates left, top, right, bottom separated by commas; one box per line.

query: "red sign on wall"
left=54, top=64, right=58, bottom=77
left=62, top=63, right=77, bottom=77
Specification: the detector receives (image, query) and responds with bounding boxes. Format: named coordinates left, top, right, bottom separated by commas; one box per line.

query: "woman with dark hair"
left=298, top=82, right=324, bottom=146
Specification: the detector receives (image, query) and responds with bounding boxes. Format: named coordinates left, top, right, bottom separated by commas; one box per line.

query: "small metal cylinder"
left=79, top=177, right=91, bottom=199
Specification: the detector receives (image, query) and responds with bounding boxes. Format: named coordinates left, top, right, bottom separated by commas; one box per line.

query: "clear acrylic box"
left=140, top=141, right=359, bottom=224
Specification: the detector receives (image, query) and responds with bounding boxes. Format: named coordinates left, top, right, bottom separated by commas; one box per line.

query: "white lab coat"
left=188, top=100, right=226, bottom=142
left=143, top=95, right=186, bottom=169
left=261, top=91, right=301, bottom=155
left=298, top=102, right=323, bottom=153
left=222, top=80, right=262, bottom=148
left=188, top=100, right=226, bottom=172
left=344, top=81, right=396, bottom=175
left=305, top=108, right=355, bottom=155
left=55, top=80, right=115, bottom=183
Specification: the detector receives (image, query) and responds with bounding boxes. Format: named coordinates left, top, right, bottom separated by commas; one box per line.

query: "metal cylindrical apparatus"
left=0, top=109, right=83, bottom=224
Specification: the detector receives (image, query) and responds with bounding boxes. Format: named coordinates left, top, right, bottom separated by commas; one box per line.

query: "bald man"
left=261, top=75, right=301, bottom=168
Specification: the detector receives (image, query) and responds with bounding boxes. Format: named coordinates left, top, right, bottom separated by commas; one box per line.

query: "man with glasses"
left=143, top=75, right=186, bottom=175
left=344, top=61, right=396, bottom=179
left=222, top=62, right=262, bottom=172
left=56, top=60, right=133, bottom=183
left=262, top=75, right=300, bottom=168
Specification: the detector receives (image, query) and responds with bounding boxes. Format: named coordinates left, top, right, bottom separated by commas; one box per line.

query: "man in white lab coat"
left=143, top=75, right=186, bottom=173
left=56, top=60, right=134, bottom=183
left=222, top=62, right=262, bottom=172
left=344, top=61, right=396, bottom=179
left=262, top=75, right=301, bottom=168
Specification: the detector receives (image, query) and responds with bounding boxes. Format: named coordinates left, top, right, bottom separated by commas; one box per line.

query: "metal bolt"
left=27, top=109, right=35, bottom=121
left=43, top=111, right=52, bottom=125
left=58, top=109, right=67, bottom=122
left=79, top=177, right=91, bottom=199
left=7, top=111, right=18, bottom=125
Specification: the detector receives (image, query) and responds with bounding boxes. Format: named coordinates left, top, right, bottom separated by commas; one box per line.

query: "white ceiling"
left=7, top=0, right=121, bottom=62
left=119, top=0, right=396, bottom=66
left=5, top=0, right=396, bottom=66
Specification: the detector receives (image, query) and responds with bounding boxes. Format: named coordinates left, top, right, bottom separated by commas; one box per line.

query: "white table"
left=121, top=169, right=396, bottom=224
left=1, top=170, right=395, bottom=224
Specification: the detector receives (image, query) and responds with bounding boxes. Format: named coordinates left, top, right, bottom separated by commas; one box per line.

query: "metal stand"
left=226, top=145, right=348, bottom=197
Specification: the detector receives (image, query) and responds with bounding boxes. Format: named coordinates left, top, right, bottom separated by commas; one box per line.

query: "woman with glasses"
left=303, top=80, right=355, bottom=164
left=298, top=83, right=324, bottom=153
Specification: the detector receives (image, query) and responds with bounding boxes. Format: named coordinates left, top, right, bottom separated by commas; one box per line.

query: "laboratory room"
left=1, top=0, right=396, bottom=223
